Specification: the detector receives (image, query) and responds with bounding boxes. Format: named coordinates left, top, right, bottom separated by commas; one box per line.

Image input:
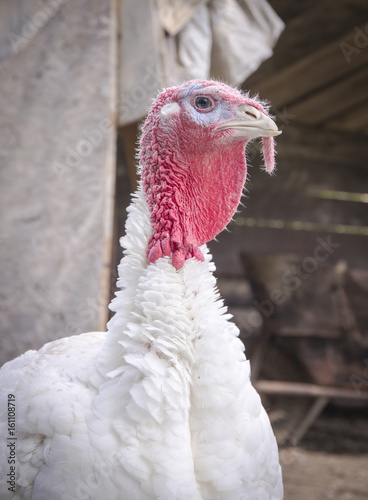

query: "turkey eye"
left=194, top=96, right=214, bottom=111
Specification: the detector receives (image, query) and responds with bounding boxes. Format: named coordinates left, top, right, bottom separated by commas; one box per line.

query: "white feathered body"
left=0, top=189, right=283, bottom=500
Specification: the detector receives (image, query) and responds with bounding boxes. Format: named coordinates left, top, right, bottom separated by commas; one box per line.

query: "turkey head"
left=140, top=80, right=281, bottom=269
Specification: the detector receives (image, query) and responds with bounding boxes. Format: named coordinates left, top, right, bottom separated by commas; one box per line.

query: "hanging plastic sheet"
left=119, top=0, right=284, bottom=125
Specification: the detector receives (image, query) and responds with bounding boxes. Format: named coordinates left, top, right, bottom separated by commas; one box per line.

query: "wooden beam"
left=245, top=25, right=368, bottom=109
left=245, top=0, right=368, bottom=88
left=290, top=396, right=329, bottom=446
left=244, top=126, right=368, bottom=199
left=267, top=0, right=319, bottom=23
left=239, top=194, right=368, bottom=228
left=268, top=327, right=341, bottom=339
left=272, top=125, right=368, bottom=169
left=119, top=122, right=139, bottom=191
left=210, top=226, right=368, bottom=277
left=254, top=380, right=368, bottom=401
left=328, top=99, right=368, bottom=133
left=288, top=66, right=368, bottom=126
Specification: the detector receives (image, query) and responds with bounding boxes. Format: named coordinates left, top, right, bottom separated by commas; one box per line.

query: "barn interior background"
left=0, top=0, right=367, bottom=498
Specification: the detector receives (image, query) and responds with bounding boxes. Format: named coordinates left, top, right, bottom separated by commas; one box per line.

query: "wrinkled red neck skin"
left=141, top=106, right=248, bottom=269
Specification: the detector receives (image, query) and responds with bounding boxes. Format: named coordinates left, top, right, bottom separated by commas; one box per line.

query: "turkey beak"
left=216, top=104, right=281, bottom=138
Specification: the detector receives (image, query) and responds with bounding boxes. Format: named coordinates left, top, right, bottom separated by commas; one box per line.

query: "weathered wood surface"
left=288, top=66, right=368, bottom=127
left=274, top=125, right=368, bottom=170
left=245, top=0, right=368, bottom=135
left=244, top=24, right=368, bottom=110
left=329, top=100, right=368, bottom=132
left=267, top=0, right=319, bottom=23
left=119, top=123, right=140, bottom=190
left=207, top=121, right=368, bottom=277
left=210, top=226, right=367, bottom=276
left=245, top=0, right=368, bottom=87
left=241, top=254, right=343, bottom=335
left=255, top=380, right=368, bottom=400
left=239, top=250, right=368, bottom=392
left=0, top=0, right=117, bottom=365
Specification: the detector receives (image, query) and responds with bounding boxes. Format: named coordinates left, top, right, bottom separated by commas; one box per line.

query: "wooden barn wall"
left=210, top=126, right=368, bottom=276
left=0, top=0, right=117, bottom=365
left=210, top=0, right=368, bottom=277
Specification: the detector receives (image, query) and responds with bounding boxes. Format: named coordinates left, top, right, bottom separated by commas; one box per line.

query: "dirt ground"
left=279, top=407, right=368, bottom=500
left=281, top=448, right=368, bottom=500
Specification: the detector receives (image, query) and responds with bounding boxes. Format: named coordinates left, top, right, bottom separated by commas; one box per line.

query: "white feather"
left=0, top=188, right=282, bottom=499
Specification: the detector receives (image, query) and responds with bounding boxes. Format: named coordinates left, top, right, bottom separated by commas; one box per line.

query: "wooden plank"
left=254, top=380, right=368, bottom=400
left=328, top=99, right=368, bottom=133
left=245, top=25, right=368, bottom=109
left=245, top=127, right=368, bottom=206
left=290, top=396, right=329, bottom=446
left=241, top=252, right=344, bottom=336
left=310, top=414, right=368, bottom=441
left=244, top=0, right=368, bottom=88
left=210, top=227, right=368, bottom=276
left=101, top=0, right=119, bottom=332
left=241, top=194, right=368, bottom=228
left=267, top=0, right=319, bottom=23
left=242, top=128, right=368, bottom=230
left=281, top=337, right=368, bottom=389
left=109, top=160, right=132, bottom=316
left=251, top=125, right=368, bottom=171
left=272, top=327, right=341, bottom=339
left=119, top=123, right=139, bottom=190
left=249, top=160, right=368, bottom=196
left=288, top=66, right=368, bottom=126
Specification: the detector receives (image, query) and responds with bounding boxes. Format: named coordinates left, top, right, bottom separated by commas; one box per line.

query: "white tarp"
left=0, top=0, right=116, bottom=365
left=119, top=0, right=284, bottom=125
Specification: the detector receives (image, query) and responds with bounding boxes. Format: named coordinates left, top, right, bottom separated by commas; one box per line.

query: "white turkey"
left=0, top=80, right=283, bottom=500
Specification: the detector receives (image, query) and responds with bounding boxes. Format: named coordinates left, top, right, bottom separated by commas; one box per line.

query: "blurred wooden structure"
left=241, top=254, right=368, bottom=444
left=114, top=0, right=368, bottom=352
left=210, top=0, right=368, bottom=275
left=206, top=0, right=368, bottom=445
left=115, top=0, right=368, bottom=282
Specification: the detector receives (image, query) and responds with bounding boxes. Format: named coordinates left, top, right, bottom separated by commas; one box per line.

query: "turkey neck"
left=99, top=190, right=260, bottom=499
left=141, top=123, right=248, bottom=269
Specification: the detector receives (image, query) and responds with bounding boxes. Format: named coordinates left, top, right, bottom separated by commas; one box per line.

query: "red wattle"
left=143, top=139, right=247, bottom=269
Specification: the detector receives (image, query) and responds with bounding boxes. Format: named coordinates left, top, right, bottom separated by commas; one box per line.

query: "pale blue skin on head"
left=177, top=81, right=235, bottom=127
